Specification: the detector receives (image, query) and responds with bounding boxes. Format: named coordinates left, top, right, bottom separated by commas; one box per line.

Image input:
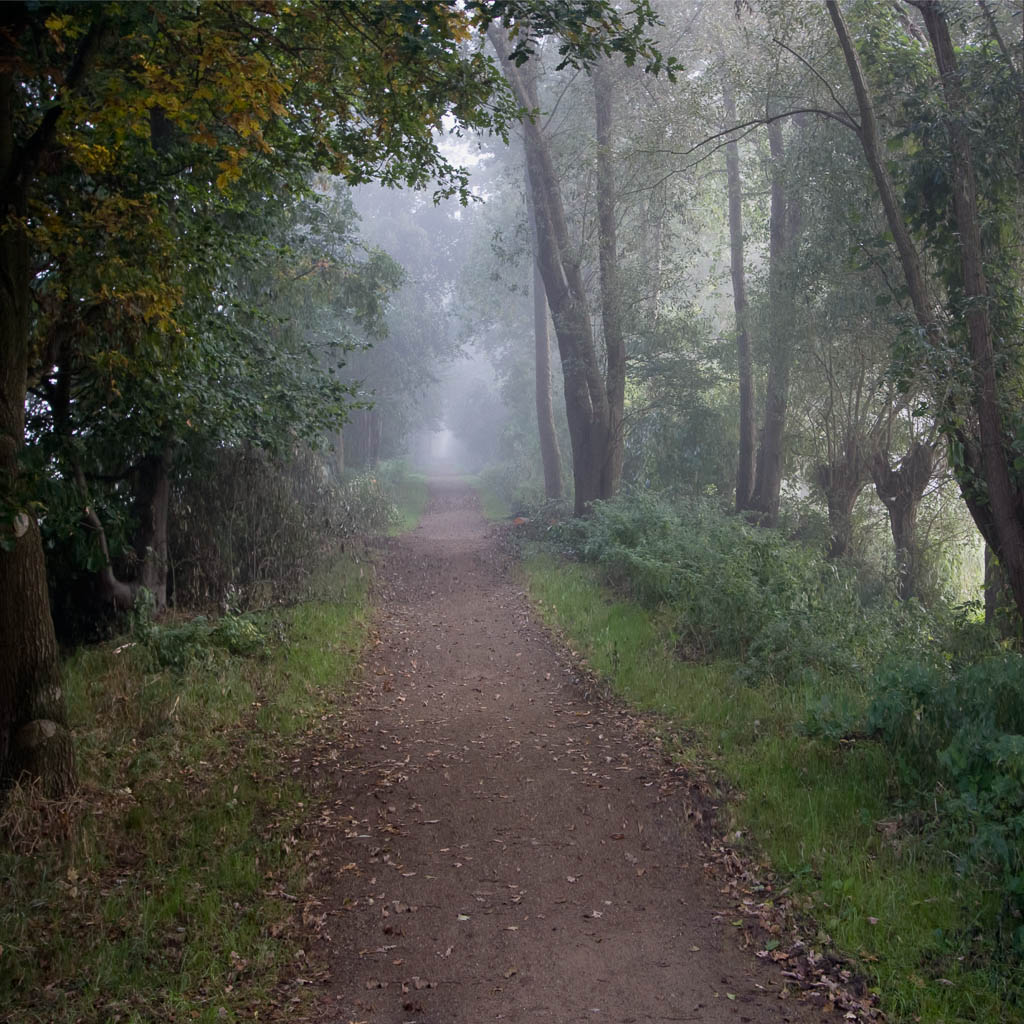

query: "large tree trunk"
left=0, top=71, right=75, bottom=796
left=829, top=0, right=1024, bottom=624
left=815, top=453, right=868, bottom=561
left=750, top=119, right=800, bottom=525
left=916, top=1, right=1024, bottom=622
left=490, top=28, right=616, bottom=515
left=723, top=84, right=755, bottom=511
left=871, top=441, right=935, bottom=600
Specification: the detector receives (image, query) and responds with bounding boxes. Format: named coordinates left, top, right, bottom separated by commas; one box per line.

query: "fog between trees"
left=1, top=1, right=1022, bottom=796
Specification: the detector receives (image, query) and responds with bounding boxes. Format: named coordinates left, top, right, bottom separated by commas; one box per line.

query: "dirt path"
left=302, top=479, right=828, bottom=1024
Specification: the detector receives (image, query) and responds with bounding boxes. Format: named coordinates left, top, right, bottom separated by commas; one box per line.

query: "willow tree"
left=828, top=0, right=1024, bottom=624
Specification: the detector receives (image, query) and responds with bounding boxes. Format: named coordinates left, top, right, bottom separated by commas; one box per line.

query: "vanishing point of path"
left=301, top=479, right=831, bottom=1024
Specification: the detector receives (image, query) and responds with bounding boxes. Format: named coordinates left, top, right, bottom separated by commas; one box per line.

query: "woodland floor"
left=296, top=478, right=832, bottom=1024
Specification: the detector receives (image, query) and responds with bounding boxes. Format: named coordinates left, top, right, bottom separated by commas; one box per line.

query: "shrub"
left=171, top=447, right=395, bottom=609
left=552, top=492, right=900, bottom=683
left=853, top=652, right=1024, bottom=944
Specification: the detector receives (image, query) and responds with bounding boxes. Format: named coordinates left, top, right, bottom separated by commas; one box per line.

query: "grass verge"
left=524, top=548, right=1018, bottom=1024
left=0, top=554, right=371, bottom=1024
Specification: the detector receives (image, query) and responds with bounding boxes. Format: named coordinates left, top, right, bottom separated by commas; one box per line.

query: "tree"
left=827, top=0, right=1024, bottom=624
left=525, top=168, right=565, bottom=498
left=488, top=32, right=626, bottom=513
left=723, top=83, right=756, bottom=512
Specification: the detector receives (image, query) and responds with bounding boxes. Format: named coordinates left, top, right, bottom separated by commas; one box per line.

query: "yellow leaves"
left=216, top=159, right=245, bottom=192
left=65, top=138, right=116, bottom=176
left=44, top=12, right=79, bottom=52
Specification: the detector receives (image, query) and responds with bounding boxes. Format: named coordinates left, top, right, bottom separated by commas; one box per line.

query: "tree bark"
left=533, top=257, right=563, bottom=498
left=814, top=442, right=869, bottom=561
left=915, top=0, right=1024, bottom=622
left=723, top=84, right=755, bottom=511
left=524, top=157, right=563, bottom=499
left=133, top=445, right=172, bottom=609
left=0, top=46, right=77, bottom=795
left=592, top=57, right=626, bottom=499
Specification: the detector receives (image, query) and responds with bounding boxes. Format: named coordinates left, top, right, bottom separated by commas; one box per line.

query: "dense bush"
left=838, top=654, right=1024, bottom=948
left=171, top=447, right=396, bottom=609
left=552, top=492, right=915, bottom=684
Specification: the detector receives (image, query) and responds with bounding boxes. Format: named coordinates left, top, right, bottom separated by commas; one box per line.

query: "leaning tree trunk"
left=916, top=0, right=1024, bottom=622
left=533, top=258, right=563, bottom=498
left=525, top=164, right=563, bottom=499
left=724, top=84, right=755, bottom=511
left=490, top=28, right=616, bottom=515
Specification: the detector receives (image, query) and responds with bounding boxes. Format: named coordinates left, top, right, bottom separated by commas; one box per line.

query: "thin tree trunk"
left=724, top=84, right=755, bottom=511
left=750, top=119, right=798, bottom=525
left=524, top=159, right=563, bottom=499
left=593, top=57, right=625, bottom=498
left=533, top=258, right=563, bottom=498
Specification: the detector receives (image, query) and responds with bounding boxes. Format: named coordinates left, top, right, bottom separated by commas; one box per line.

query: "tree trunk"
left=524, top=159, right=563, bottom=499
left=490, top=28, right=618, bottom=515
left=916, top=0, right=1024, bottom=622
left=815, top=453, right=868, bottom=561
left=593, top=57, right=625, bottom=499
left=133, top=445, right=172, bottom=609
left=0, top=69, right=75, bottom=796
left=750, top=119, right=799, bottom=525
left=724, top=84, right=755, bottom=511
left=871, top=442, right=935, bottom=600
left=533, top=257, right=563, bottom=498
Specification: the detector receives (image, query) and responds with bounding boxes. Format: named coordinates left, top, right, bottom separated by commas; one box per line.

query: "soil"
left=300, top=478, right=832, bottom=1024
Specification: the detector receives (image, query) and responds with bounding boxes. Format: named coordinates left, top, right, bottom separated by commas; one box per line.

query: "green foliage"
left=525, top=546, right=1016, bottom=1021
left=832, top=652, right=1024, bottom=947
left=553, top=492, right=910, bottom=684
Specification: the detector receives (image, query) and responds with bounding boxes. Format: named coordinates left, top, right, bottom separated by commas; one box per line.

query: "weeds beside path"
left=299, top=478, right=834, bottom=1023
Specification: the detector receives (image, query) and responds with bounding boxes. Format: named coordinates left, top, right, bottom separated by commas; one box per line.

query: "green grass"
left=0, top=554, right=371, bottom=1024
left=524, top=549, right=1019, bottom=1024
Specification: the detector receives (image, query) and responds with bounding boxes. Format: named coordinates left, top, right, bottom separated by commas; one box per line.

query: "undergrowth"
left=0, top=552, right=370, bottom=1024
left=525, top=490, right=1023, bottom=1023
